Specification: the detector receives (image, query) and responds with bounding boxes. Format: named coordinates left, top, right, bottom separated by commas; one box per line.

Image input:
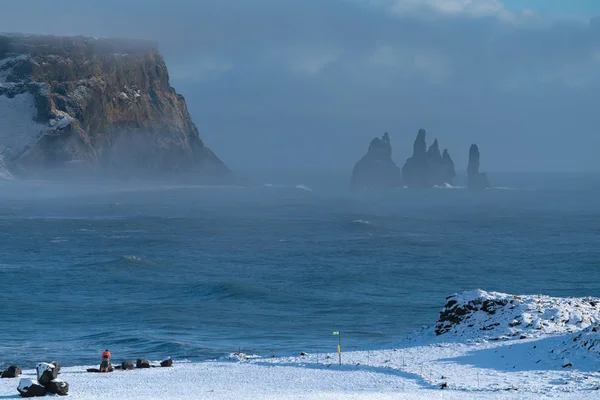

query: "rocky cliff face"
left=351, top=132, right=401, bottom=188
left=467, top=144, right=490, bottom=189
left=0, top=34, right=228, bottom=179
left=401, top=129, right=455, bottom=188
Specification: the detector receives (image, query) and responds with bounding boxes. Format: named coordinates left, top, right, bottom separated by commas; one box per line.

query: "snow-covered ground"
left=3, top=290, right=600, bottom=399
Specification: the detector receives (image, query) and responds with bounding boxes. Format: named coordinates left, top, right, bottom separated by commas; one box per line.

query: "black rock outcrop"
left=136, top=359, right=151, bottom=368
left=36, top=363, right=58, bottom=386
left=1, top=366, right=22, bottom=378
left=467, top=144, right=490, bottom=189
left=402, top=129, right=455, bottom=187
left=17, top=378, right=46, bottom=398
left=351, top=133, right=401, bottom=188
left=45, top=379, right=69, bottom=396
left=121, top=361, right=135, bottom=370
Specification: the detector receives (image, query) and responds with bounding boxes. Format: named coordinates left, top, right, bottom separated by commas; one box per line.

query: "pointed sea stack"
left=402, top=129, right=455, bottom=187
left=351, top=133, right=401, bottom=188
left=467, top=144, right=490, bottom=189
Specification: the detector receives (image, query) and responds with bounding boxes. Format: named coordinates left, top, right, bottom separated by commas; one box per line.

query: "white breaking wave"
left=433, top=183, right=464, bottom=189
left=352, top=219, right=371, bottom=225
left=490, top=186, right=519, bottom=191
left=295, top=184, right=313, bottom=192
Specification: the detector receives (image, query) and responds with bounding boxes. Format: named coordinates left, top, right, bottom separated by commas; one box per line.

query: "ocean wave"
left=263, top=183, right=285, bottom=188
left=107, top=235, right=131, bottom=239
left=123, top=255, right=143, bottom=262
left=295, top=184, right=313, bottom=192
left=50, top=237, right=69, bottom=243
left=489, top=186, right=519, bottom=191
left=183, top=282, right=271, bottom=302
left=352, top=219, right=371, bottom=225
left=433, top=183, right=464, bottom=189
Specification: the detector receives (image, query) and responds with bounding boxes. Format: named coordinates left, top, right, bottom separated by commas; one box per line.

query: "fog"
left=1, top=0, right=600, bottom=173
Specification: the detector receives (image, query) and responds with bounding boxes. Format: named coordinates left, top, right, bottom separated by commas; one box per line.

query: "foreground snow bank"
left=0, top=361, right=591, bottom=400
left=2, top=289, right=600, bottom=399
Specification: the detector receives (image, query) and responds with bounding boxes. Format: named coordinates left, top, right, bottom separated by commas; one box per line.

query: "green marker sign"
left=332, top=331, right=340, bottom=335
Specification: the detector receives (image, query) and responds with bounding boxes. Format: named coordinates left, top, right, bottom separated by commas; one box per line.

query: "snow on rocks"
left=17, top=378, right=45, bottom=397
left=435, top=289, right=600, bottom=340
left=35, top=362, right=58, bottom=386
left=45, top=379, right=69, bottom=396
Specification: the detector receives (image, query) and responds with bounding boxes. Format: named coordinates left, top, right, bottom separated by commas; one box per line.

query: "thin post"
left=338, top=332, right=342, bottom=366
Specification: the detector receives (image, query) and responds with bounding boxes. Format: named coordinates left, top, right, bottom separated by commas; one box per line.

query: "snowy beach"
left=4, top=290, right=600, bottom=399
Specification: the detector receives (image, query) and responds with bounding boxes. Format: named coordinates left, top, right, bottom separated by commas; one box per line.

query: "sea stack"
left=351, top=133, right=401, bottom=188
left=0, top=34, right=229, bottom=180
left=401, top=129, right=455, bottom=188
left=467, top=144, right=490, bottom=189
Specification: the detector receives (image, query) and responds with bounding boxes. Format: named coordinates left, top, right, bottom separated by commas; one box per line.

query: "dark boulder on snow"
left=467, top=144, right=490, bottom=189
left=51, top=361, right=61, bottom=374
left=17, top=378, right=46, bottom=397
left=351, top=132, right=401, bottom=188
left=45, top=379, right=69, bottom=396
left=122, top=360, right=135, bottom=370
left=402, top=129, right=455, bottom=187
left=1, top=365, right=22, bottom=378
left=136, top=359, right=151, bottom=368
left=160, top=357, right=173, bottom=367
left=36, top=363, right=58, bottom=386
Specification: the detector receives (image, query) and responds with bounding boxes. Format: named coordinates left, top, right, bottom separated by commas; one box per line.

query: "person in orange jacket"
left=99, top=349, right=113, bottom=372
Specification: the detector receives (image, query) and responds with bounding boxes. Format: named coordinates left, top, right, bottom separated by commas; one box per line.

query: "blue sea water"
left=1, top=173, right=599, bottom=368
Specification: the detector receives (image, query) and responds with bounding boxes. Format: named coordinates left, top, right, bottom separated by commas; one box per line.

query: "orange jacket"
left=102, top=351, right=111, bottom=359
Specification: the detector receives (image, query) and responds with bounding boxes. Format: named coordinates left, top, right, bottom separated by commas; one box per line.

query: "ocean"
left=1, top=172, right=599, bottom=368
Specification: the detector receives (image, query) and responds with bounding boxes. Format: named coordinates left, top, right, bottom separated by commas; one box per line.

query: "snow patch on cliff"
left=0, top=93, right=46, bottom=153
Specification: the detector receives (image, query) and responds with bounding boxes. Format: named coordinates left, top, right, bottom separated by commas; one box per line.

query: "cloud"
left=0, top=0, right=599, bottom=172
left=386, top=0, right=505, bottom=17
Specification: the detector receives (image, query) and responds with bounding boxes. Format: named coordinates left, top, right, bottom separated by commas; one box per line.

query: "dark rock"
left=1, top=365, right=22, bottom=378
left=86, top=368, right=100, bottom=373
left=160, top=357, right=173, bottom=367
left=562, top=363, right=573, bottom=368
left=440, top=382, right=448, bottom=389
left=17, top=378, right=46, bottom=397
left=441, top=149, right=456, bottom=185
left=300, top=352, right=307, bottom=356
left=435, top=295, right=508, bottom=335
left=36, top=362, right=58, bottom=386
left=122, top=361, right=135, bottom=370
left=351, top=133, right=401, bottom=188
left=467, top=144, right=490, bottom=189
left=402, top=129, right=428, bottom=188
left=51, top=361, right=61, bottom=374
left=402, top=129, right=455, bottom=187
left=136, top=359, right=151, bottom=368
left=45, top=379, right=69, bottom=396
left=0, top=34, right=230, bottom=181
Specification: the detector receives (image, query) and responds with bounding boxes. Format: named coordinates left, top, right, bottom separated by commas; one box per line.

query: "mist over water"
left=1, top=172, right=600, bottom=367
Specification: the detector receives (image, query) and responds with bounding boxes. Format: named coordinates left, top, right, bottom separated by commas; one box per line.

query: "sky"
left=1, top=0, right=599, bottom=173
